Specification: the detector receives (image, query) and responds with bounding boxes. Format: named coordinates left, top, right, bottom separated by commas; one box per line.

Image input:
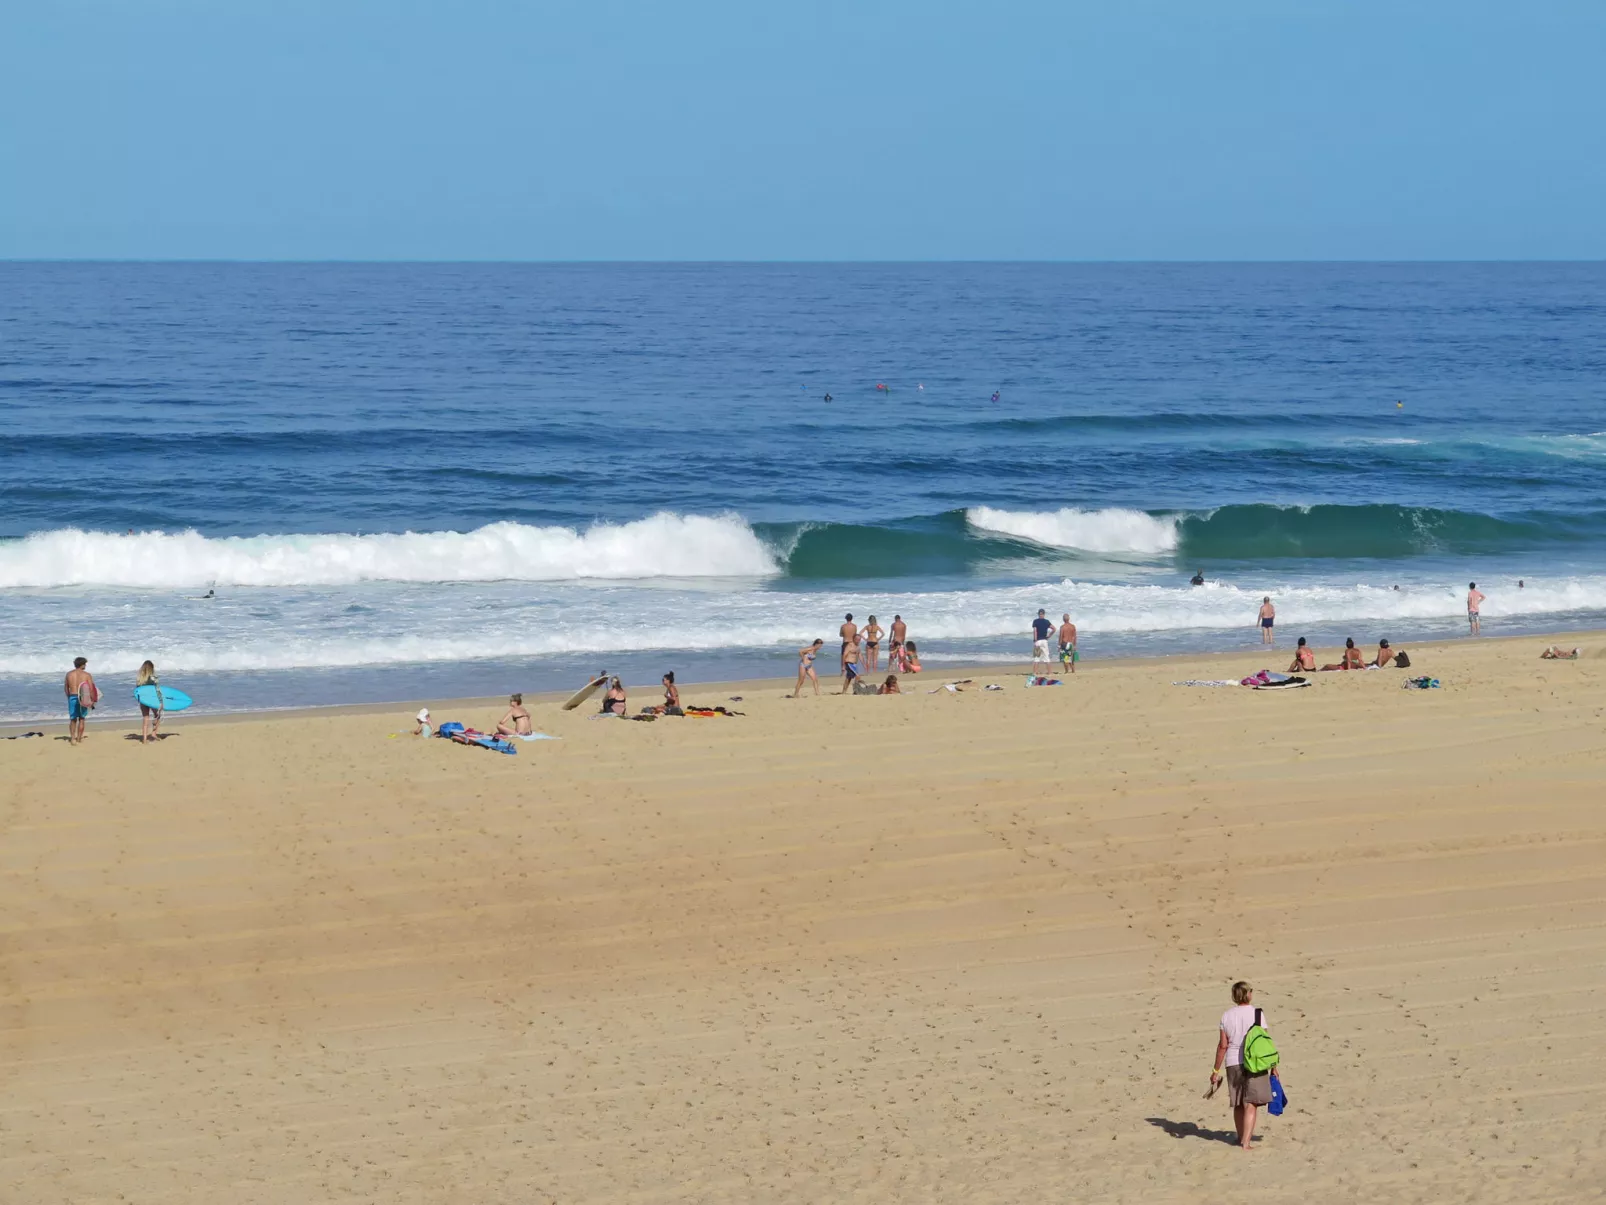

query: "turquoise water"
left=2, top=262, right=1602, bottom=717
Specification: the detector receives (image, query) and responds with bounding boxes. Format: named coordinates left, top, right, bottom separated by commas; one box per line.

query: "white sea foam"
left=966, top=506, right=1179, bottom=554
left=0, top=515, right=782, bottom=589
left=3, top=574, right=1600, bottom=676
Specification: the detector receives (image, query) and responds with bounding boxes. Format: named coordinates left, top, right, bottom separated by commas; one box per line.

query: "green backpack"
left=1242, top=1008, right=1280, bottom=1075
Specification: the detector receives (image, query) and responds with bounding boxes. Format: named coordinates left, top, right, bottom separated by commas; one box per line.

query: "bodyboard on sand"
left=562, top=675, right=609, bottom=711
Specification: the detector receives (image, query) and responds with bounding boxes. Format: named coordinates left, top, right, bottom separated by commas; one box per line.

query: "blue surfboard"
left=133, top=685, right=193, bottom=712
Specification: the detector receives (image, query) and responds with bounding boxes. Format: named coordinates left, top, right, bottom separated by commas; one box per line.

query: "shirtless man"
left=64, top=656, right=97, bottom=745
left=1467, top=582, right=1485, bottom=635
left=862, top=615, right=884, bottom=673
left=890, top=614, right=907, bottom=650
left=839, top=632, right=862, bottom=694
left=1057, top=613, right=1078, bottom=675
left=495, top=693, right=533, bottom=736
left=839, top=613, right=858, bottom=673
left=1257, top=597, right=1276, bottom=645
left=1371, top=639, right=1396, bottom=668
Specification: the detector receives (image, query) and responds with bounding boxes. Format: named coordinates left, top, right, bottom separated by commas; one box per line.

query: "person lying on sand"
left=1540, top=646, right=1581, bottom=659
left=877, top=674, right=900, bottom=695
left=495, top=694, right=532, bottom=736
left=1288, top=638, right=1315, bottom=672
left=1320, top=638, right=1364, bottom=671
left=1371, top=639, right=1396, bottom=668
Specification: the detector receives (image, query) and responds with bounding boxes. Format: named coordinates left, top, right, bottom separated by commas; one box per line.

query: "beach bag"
left=1241, top=1008, right=1280, bottom=1075
left=1393, top=651, right=1410, bottom=668
left=437, top=722, right=464, bottom=738
left=1269, top=1075, right=1286, bottom=1116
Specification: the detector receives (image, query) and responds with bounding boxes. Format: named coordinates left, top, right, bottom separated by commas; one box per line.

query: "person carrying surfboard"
left=136, top=660, right=163, bottom=744
left=65, top=656, right=98, bottom=746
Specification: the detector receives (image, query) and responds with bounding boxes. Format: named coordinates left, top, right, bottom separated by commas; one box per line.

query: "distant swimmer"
left=200, top=588, right=215, bottom=600
left=1396, top=400, right=1403, bottom=409
left=823, top=393, right=833, bottom=403
left=876, top=382, right=889, bottom=392
left=1518, top=579, right=1525, bottom=589
left=917, top=383, right=924, bottom=391
left=1190, top=570, right=1206, bottom=587
left=991, top=390, right=1001, bottom=403
left=1467, top=581, right=1485, bottom=635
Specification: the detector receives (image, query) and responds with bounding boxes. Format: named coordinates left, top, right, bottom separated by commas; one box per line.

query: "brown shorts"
left=1227, top=1065, right=1273, bottom=1107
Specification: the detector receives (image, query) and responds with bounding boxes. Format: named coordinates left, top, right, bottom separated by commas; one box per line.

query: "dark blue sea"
left=2, top=262, right=1603, bottom=719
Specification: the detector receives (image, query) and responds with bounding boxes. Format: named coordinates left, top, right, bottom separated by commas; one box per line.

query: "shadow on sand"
left=1145, top=1117, right=1258, bottom=1146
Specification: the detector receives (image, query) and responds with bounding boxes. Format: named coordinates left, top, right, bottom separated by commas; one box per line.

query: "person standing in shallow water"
left=1467, top=581, right=1485, bottom=635
left=1210, top=980, right=1280, bottom=1151
left=1257, top=596, right=1276, bottom=645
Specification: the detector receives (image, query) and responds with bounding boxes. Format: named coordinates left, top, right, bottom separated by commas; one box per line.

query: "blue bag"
left=1269, top=1075, right=1286, bottom=1116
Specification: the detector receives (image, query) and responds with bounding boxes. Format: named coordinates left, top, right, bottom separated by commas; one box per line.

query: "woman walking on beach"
left=1210, top=981, right=1280, bottom=1151
left=136, top=660, right=163, bottom=744
left=792, top=639, right=824, bottom=697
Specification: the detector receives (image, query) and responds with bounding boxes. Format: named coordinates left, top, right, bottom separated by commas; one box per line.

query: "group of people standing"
left=792, top=613, right=921, bottom=697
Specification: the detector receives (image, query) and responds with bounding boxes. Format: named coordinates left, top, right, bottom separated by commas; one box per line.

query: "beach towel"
left=1024, top=677, right=1062, bottom=687
left=514, top=733, right=560, bottom=741
left=1402, top=676, right=1441, bottom=690
left=1173, top=680, right=1240, bottom=687
left=448, top=726, right=517, bottom=754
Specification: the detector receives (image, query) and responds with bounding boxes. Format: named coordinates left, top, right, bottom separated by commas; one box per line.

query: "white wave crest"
left=0, top=515, right=782, bottom=588
left=966, top=506, right=1179, bottom=554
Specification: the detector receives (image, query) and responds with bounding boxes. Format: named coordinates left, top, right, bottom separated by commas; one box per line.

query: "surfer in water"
left=1191, top=570, right=1206, bottom=586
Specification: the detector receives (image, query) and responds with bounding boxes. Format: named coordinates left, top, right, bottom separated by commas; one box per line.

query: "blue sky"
left=3, top=0, right=1603, bottom=260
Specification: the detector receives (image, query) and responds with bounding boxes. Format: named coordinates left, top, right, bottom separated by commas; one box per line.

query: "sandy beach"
left=4, top=633, right=1604, bottom=1203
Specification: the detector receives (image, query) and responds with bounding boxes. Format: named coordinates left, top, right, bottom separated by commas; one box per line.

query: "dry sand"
left=3, top=634, right=1604, bottom=1203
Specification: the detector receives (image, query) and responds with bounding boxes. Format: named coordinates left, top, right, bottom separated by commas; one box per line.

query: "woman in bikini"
left=877, top=674, right=900, bottom=695
left=648, top=672, right=683, bottom=715
left=1288, top=638, right=1316, bottom=673
left=600, top=677, right=628, bottom=715
left=900, top=641, right=921, bottom=673
left=792, top=639, right=824, bottom=697
left=1320, top=638, right=1364, bottom=671
left=862, top=616, right=883, bottom=673
left=495, top=693, right=533, bottom=736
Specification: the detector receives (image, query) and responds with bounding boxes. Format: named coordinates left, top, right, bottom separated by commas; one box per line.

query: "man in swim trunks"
left=1057, top=613, right=1078, bottom=675
left=1031, top=609, right=1053, bottom=675
left=839, top=632, right=861, bottom=694
left=839, top=613, right=858, bottom=674
left=64, top=656, right=97, bottom=746
left=890, top=614, right=907, bottom=649
left=1467, top=582, right=1484, bottom=635
left=1258, top=597, right=1275, bottom=645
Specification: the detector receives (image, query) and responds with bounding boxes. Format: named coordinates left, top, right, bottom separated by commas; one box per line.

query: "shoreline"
left=8, top=626, right=1596, bottom=736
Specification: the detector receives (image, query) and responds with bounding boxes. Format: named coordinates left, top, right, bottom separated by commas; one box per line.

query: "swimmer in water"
left=1190, top=571, right=1206, bottom=587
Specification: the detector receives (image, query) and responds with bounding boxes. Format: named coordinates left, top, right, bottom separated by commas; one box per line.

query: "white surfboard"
left=561, top=675, right=609, bottom=711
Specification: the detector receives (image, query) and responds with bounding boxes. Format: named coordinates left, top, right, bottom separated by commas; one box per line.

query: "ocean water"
left=2, top=261, right=1603, bottom=720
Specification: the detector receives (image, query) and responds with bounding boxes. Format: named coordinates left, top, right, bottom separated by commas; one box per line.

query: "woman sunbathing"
left=1321, top=638, right=1365, bottom=671
left=1540, top=646, right=1581, bottom=659
left=1288, top=638, right=1316, bottom=672
left=877, top=674, right=901, bottom=695
left=496, top=693, right=533, bottom=736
